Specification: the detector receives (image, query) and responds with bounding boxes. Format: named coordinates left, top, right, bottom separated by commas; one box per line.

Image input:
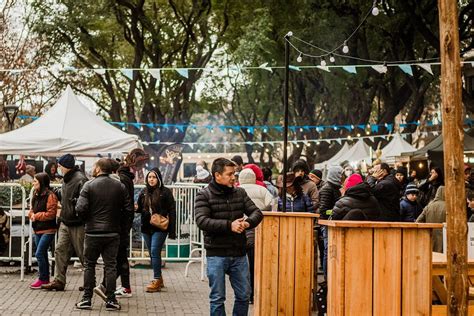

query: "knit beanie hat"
left=310, top=169, right=323, bottom=179
left=345, top=174, right=363, bottom=190
left=57, top=154, right=75, bottom=169
left=196, top=165, right=210, bottom=180
left=405, top=183, right=419, bottom=195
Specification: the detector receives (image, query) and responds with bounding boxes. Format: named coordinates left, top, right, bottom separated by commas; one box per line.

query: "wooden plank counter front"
left=319, top=220, right=443, bottom=316
left=254, top=211, right=319, bottom=316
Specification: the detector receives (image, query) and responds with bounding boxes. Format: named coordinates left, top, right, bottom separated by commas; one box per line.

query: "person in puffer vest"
left=28, top=172, right=58, bottom=289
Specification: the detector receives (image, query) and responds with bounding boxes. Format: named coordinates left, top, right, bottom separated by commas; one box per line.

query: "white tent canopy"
left=380, top=133, right=416, bottom=161
left=314, top=142, right=352, bottom=169
left=0, top=86, right=141, bottom=157
left=336, top=139, right=372, bottom=164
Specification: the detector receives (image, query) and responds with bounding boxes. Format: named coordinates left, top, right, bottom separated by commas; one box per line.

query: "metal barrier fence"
left=26, top=182, right=207, bottom=280
left=0, top=183, right=28, bottom=281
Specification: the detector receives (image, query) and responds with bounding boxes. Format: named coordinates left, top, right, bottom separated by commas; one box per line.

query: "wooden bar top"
left=262, top=211, right=320, bottom=218
left=319, top=219, right=443, bottom=229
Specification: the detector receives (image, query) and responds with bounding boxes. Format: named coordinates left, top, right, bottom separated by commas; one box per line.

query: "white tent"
left=380, top=134, right=416, bottom=162
left=314, top=142, right=352, bottom=169
left=0, top=86, right=141, bottom=157
left=336, top=139, right=372, bottom=164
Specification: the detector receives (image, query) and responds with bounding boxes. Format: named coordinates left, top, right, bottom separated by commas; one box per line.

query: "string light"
left=320, top=58, right=327, bottom=67
left=157, top=127, right=161, bottom=132
left=296, top=53, right=303, bottom=63
left=121, top=126, right=126, bottom=131
left=140, top=126, right=144, bottom=131
left=342, top=41, right=349, bottom=54
left=329, top=54, right=336, bottom=63
left=371, top=1, right=380, bottom=16
left=150, top=156, right=155, bottom=160
left=175, top=128, right=179, bottom=133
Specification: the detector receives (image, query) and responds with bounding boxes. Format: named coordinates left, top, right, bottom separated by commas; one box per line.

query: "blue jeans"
left=34, top=233, right=55, bottom=281
left=142, top=231, right=167, bottom=279
left=206, top=256, right=250, bottom=316
left=321, top=225, right=328, bottom=279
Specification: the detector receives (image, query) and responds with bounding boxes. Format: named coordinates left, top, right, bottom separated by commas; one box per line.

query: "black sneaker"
left=75, top=298, right=92, bottom=310
left=105, top=299, right=121, bottom=311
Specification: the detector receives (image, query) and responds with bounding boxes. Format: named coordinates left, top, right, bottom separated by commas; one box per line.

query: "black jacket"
left=136, top=187, right=176, bottom=236
left=58, top=166, right=88, bottom=226
left=317, top=182, right=341, bottom=219
left=117, top=166, right=135, bottom=230
left=75, top=174, right=133, bottom=234
left=419, top=179, right=443, bottom=207
left=195, top=181, right=263, bottom=257
left=331, top=183, right=381, bottom=221
left=367, top=174, right=401, bottom=221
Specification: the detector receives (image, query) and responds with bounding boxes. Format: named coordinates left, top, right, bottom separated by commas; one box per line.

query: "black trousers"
left=247, top=247, right=255, bottom=300
left=102, top=232, right=131, bottom=289
left=83, top=234, right=120, bottom=300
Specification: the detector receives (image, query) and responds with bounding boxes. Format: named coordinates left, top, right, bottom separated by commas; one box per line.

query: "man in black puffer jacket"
left=195, top=158, right=263, bottom=316
left=74, top=158, right=133, bottom=311
left=42, top=154, right=87, bottom=292
left=367, top=162, right=401, bottom=221
left=331, top=175, right=381, bottom=221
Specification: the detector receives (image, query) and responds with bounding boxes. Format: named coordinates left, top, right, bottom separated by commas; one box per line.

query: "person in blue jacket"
left=276, top=172, right=313, bottom=212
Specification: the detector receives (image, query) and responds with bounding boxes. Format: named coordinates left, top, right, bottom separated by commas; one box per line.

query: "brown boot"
left=41, top=279, right=65, bottom=291
left=145, top=278, right=163, bottom=293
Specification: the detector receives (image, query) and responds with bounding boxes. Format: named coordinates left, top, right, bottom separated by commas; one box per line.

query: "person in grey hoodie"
left=317, top=166, right=343, bottom=279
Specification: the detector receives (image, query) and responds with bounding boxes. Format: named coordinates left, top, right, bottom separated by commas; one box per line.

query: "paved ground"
left=0, top=262, right=245, bottom=315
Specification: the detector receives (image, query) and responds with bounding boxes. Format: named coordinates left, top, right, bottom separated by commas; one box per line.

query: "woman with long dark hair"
left=28, top=172, right=58, bottom=289
left=44, top=162, right=61, bottom=182
left=136, top=168, right=176, bottom=292
left=277, top=172, right=313, bottom=212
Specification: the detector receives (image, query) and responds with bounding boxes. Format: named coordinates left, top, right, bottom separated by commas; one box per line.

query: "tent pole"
left=282, top=33, right=291, bottom=212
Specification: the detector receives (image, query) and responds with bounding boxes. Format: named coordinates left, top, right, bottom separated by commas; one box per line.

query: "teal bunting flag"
left=398, top=65, right=413, bottom=76
left=176, top=68, right=189, bottom=78
left=342, top=66, right=357, bottom=74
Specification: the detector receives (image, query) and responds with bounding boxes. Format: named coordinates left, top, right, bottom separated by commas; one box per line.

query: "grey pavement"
left=0, top=262, right=247, bottom=315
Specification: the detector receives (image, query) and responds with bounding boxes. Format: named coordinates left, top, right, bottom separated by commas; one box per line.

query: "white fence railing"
left=0, top=183, right=28, bottom=281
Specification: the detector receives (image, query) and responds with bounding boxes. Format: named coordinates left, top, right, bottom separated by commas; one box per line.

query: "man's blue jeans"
left=142, top=231, right=167, bottom=279
left=34, top=233, right=55, bottom=281
left=206, top=256, right=250, bottom=316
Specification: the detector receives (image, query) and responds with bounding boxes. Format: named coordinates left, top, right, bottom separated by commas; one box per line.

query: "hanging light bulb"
left=342, top=41, right=349, bottom=54
left=296, top=53, right=303, bottom=63
left=320, top=58, right=327, bottom=67
left=140, top=126, right=144, bottom=131
left=175, top=128, right=179, bottom=133
left=372, top=1, right=380, bottom=16
left=329, top=54, right=336, bottom=63
left=122, top=126, right=126, bottom=131
left=157, top=127, right=161, bottom=132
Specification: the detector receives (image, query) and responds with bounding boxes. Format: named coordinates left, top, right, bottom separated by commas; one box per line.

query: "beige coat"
left=416, top=186, right=446, bottom=252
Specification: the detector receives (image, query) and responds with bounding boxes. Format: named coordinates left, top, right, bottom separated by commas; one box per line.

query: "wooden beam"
left=438, top=0, right=468, bottom=315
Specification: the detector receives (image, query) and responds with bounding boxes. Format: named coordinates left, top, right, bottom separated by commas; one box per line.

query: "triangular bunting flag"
left=398, top=64, right=413, bottom=76
left=188, top=143, right=194, bottom=149
left=342, top=66, right=357, bottom=74
left=417, top=63, right=433, bottom=75
left=433, top=131, right=439, bottom=136
left=93, top=68, right=106, bottom=75
left=148, top=69, right=161, bottom=82
left=258, top=62, right=273, bottom=72
left=63, top=66, right=77, bottom=71
left=369, top=137, right=374, bottom=142
left=289, top=65, right=301, bottom=71
left=176, top=68, right=189, bottom=78
left=121, top=68, right=134, bottom=80
left=371, top=65, right=387, bottom=74
left=316, top=66, right=330, bottom=72
left=335, top=138, right=342, bottom=145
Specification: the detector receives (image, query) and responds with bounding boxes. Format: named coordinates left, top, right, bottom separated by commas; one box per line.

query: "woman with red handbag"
left=136, top=168, right=176, bottom=292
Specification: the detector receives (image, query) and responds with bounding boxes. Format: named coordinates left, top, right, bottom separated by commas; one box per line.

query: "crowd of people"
left=21, top=153, right=176, bottom=311
left=4, top=150, right=474, bottom=314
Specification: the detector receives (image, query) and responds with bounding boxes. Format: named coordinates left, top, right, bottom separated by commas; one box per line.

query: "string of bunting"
left=2, top=61, right=473, bottom=80
left=18, top=114, right=448, bottom=134
left=141, top=131, right=442, bottom=149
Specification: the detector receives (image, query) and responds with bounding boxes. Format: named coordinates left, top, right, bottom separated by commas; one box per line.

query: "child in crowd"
left=400, top=183, right=423, bottom=222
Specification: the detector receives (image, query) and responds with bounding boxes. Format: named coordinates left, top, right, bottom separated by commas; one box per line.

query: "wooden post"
left=438, top=0, right=468, bottom=314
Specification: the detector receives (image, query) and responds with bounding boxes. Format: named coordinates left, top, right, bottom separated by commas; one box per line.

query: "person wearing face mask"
left=42, top=154, right=88, bottom=292
left=136, top=167, right=176, bottom=293
left=193, top=160, right=212, bottom=184
left=367, top=162, right=401, bottom=221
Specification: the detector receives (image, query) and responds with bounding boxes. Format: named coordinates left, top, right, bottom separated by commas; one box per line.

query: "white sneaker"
left=114, top=287, right=132, bottom=298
